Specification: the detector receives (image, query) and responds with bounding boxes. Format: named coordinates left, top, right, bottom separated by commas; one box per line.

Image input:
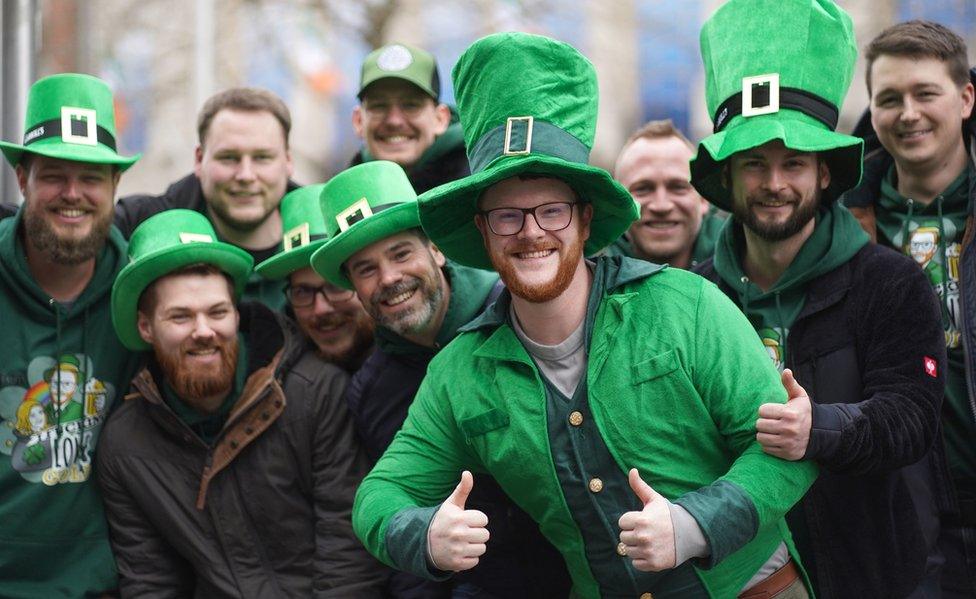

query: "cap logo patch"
left=741, top=73, right=779, bottom=118
left=283, top=222, right=310, bottom=251
left=503, top=116, right=534, bottom=156
left=376, top=45, right=414, bottom=72
left=337, top=198, right=373, bottom=232
left=179, top=232, right=214, bottom=244
left=60, top=106, right=98, bottom=146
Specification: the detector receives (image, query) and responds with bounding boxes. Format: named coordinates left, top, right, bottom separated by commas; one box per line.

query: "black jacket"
left=97, top=303, right=385, bottom=598
left=696, top=243, right=947, bottom=598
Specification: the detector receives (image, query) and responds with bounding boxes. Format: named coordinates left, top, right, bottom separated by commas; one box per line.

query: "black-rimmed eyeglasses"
left=479, top=202, right=577, bottom=236
left=284, top=283, right=356, bottom=308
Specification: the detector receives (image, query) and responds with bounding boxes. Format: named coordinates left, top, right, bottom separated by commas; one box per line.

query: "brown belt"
left=737, top=559, right=801, bottom=599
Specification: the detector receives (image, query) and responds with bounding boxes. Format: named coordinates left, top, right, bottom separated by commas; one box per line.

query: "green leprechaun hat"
left=416, top=32, right=637, bottom=270
left=254, top=184, right=328, bottom=279
left=359, top=42, right=440, bottom=100
left=689, top=0, right=863, bottom=211
left=310, top=161, right=419, bottom=290
left=111, top=210, right=254, bottom=351
left=0, top=73, right=140, bottom=170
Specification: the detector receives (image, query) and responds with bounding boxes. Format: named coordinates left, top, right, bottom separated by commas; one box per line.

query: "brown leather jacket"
left=97, top=303, right=385, bottom=598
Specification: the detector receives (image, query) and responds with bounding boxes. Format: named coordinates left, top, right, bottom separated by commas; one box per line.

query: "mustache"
left=374, top=278, right=420, bottom=303
left=312, top=313, right=353, bottom=329
left=507, top=240, right=559, bottom=254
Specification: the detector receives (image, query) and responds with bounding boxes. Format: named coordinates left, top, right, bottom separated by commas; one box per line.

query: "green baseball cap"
left=0, top=73, right=140, bottom=170
left=254, top=184, right=329, bottom=279
left=358, top=42, right=440, bottom=100
left=310, top=161, right=420, bottom=290
left=689, top=0, right=863, bottom=211
left=111, top=210, right=254, bottom=351
left=417, top=32, right=638, bottom=270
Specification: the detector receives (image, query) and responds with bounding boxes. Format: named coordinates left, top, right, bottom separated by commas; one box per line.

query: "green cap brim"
left=112, top=244, right=253, bottom=351
left=254, top=239, right=327, bottom=280
left=691, top=111, right=863, bottom=211
left=310, top=202, right=421, bottom=290
left=417, top=154, right=638, bottom=270
left=0, top=139, right=140, bottom=172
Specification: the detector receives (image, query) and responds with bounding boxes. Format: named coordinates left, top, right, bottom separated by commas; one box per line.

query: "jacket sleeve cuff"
left=804, top=401, right=863, bottom=461
left=384, top=505, right=453, bottom=581
left=674, top=479, right=758, bottom=568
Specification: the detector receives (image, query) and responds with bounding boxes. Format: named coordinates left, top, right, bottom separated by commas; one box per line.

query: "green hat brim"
left=691, top=111, right=863, bottom=211
left=254, top=239, right=327, bottom=280
left=310, top=202, right=420, bottom=290
left=112, top=244, right=253, bottom=351
left=417, top=154, right=638, bottom=270
left=0, top=139, right=140, bottom=172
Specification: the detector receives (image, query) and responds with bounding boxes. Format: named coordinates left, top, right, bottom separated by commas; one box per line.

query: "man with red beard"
left=97, top=209, right=385, bottom=597
left=0, top=73, right=142, bottom=598
left=255, top=185, right=374, bottom=373
left=353, top=32, right=819, bottom=599
left=310, top=160, right=569, bottom=598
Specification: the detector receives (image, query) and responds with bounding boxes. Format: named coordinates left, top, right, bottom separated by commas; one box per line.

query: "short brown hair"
left=138, top=263, right=236, bottom=317
left=621, top=119, right=695, bottom=153
left=865, top=20, right=971, bottom=94
left=197, top=87, right=292, bottom=147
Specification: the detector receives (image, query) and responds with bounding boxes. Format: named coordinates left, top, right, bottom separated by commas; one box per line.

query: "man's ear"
left=352, top=106, right=365, bottom=139
left=428, top=243, right=448, bottom=268
left=137, top=311, right=154, bottom=346
left=433, top=103, right=451, bottom=136
left=15, top=164, right=29, bottom=195
left=580, top=203, right=594, bottom=242
left=960, top=81, right=975, bottom=120
left=818, top=159, right=831, bottom=191
left=193, top=145, right=204, bottom=179
left=721, top=163, right=731, bottom=190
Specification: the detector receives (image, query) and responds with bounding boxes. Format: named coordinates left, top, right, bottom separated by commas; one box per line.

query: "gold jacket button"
left=588, top=477, right=603, bottom=493
left=640, top=593, right=654, bottom=599
left=616, top=542, right=628, bottom=556
left=569, top=411, right=584, bottom=426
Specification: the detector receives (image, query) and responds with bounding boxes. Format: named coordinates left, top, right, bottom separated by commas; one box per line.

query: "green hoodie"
left=0, top=210, right=141, bottom=597
left=713, top=203, right=869, bottom=370
left=875, top=163, right=976, bottom=496
left=375, top=260, right=498, bottom=356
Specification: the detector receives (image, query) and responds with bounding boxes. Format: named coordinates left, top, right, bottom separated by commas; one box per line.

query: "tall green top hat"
left=416, top=32, right=638, bottom=270
left=254, top=184, right=328, bottom=279
left=359, top=43, right=440, bottom=100
left=111, top=210, right=254, bottom=351
left=0, top=73, right=140, bottom=170
left=690, top=0, right=863, bottom=211
left=310, top=161, right=420, bottom=290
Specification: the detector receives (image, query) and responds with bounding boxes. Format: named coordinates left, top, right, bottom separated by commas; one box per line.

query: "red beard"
left=487, top=232, right=584, bottom=304
left=156, top=335, right=239, bottom=413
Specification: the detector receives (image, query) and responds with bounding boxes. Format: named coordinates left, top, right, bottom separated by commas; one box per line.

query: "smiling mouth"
left=642, top=221, right=678, bottom=228
left=515, top=249, right=557, bottom=260
left=897, top=129, right=931, bottom=140
left=186, top=348, right=218, bottom=357
left=383, top=289, right=416, bottom=307
left=54, top=208, right=88, bottom=218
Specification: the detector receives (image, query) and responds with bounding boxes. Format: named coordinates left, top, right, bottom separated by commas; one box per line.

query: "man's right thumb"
left=447, top=470, right=474, bottom=508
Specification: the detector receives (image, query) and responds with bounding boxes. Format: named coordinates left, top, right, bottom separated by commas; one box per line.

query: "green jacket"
left=354, top=257, right=818, bottom=598
left=0, top=209, right=141, bottom=598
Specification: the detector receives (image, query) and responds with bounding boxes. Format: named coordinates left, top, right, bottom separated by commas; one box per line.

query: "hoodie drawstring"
left=936, top=195, right=952, bottom=332
left=899, top=198, right=916, bottom=252
left=774, top=291, right=788, bottom=366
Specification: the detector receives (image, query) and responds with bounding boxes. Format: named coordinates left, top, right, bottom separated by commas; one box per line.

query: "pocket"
left=631, top=349, right=678, bottom=384
left=458, top=408, right=510, bottom=441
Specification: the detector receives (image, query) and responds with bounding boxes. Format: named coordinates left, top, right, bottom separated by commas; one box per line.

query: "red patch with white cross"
left=924, top=356, right=938, bottom=378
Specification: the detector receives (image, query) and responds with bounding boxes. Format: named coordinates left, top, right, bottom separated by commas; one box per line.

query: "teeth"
left=519, top=250, right=554, bottom=259
left=900, top=130, right=929, bottom=139
left=646, top=222, right=676, bottom=228
left=384, top=135, right=409, bottom=143
left=58, top=209, right=85, bottom=217
left=385, top=291, right=414, bottom=306
left=188, top=349, right=217, bottom=356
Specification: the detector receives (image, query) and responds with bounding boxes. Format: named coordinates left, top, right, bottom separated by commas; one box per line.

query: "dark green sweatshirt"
left=713, top=203, right=869, bottom=369
left=0, top=209, right=141, bottom=598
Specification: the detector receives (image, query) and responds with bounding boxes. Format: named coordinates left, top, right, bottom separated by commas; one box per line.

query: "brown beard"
left=155, top=335, right=239, bottom=413
left=22, top=205, right=113, bottom=265
left=314, top=310, right=375, bottom=371
left=488, top=231, right=584, bottom=304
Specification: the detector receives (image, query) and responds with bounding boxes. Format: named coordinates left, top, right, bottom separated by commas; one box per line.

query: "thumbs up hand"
left=617, top=468, right=676, bottom=571
left=427, top=471, right=490, bottom=572
left=756, top=368, right=812, bottom=460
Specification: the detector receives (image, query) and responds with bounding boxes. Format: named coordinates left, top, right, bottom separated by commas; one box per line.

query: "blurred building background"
left=3, top=0, right=976, bottom=199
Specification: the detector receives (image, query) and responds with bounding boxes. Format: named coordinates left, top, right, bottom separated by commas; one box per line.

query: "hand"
left=618, top=468, right=676, bottom=571
left=756, top=368, right=812, bottom=460
left=427, top=471, right=489, bottom=572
